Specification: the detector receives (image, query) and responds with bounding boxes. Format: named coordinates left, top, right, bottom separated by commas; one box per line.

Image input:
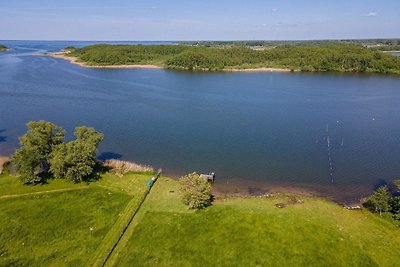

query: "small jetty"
left=200, top=172, right=216, bottom=182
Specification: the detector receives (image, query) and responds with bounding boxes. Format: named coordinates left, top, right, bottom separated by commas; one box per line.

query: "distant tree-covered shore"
left=0, top=44, right=7, bottom=51
left=67, top=43, right=400, bottom=74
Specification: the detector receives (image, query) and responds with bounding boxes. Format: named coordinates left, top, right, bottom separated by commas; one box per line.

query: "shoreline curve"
left=38, top=52, right=293, bottom=72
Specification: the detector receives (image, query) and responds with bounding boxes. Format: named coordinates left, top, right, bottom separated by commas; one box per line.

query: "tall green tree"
left=50, top=126, right=103, bottom=183
left=12, top=121, right=64, bottom=183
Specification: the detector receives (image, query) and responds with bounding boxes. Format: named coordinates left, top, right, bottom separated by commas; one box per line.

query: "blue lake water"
left=1, top=41, right=400, bottom=203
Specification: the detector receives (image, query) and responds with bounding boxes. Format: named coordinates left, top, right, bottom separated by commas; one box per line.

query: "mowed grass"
left=85, top=173, right=151, bottom=267
left=0, top=174, right=88, bottom=197
left=113, top=178, right=400, bottom=267
left=1, top=173, right=399, bottom=266
left=0, top=172, right=152, bottom=266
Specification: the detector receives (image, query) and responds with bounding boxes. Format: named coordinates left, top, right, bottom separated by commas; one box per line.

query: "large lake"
left=1, top=41, right=400, bottom=203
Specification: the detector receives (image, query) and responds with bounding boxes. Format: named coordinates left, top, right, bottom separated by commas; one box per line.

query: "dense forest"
left=181, top=38, right=400, bottom=48
left=68, top=43, right=400, bottom=74
left=0, top=44, right=7, bottom=51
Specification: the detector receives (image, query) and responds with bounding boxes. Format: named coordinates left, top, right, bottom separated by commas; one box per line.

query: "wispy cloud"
left=272, top=8, right=278, bottom=12
left=366, top=12, right=377, bottom=17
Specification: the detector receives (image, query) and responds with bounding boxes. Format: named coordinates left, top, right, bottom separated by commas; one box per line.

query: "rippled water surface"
left=1, top=41, right=400, bottom=202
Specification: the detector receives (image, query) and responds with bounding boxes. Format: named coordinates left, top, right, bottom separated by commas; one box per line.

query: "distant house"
left=200, top=172, right=215, bottom=183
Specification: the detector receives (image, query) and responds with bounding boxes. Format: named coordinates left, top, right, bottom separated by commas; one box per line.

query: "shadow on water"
left=372, top=178, right=400, bottom=197
left=372, top=179, right=387, bottom=190
left=0, top=129, right=7, bottom=143
left=97, top=152, right=123, bottom=161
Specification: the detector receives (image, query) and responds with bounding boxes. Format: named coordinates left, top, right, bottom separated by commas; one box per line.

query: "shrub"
left=179, top=172, right=212, bottom=209
left=363, top=186, right=390, bottom=216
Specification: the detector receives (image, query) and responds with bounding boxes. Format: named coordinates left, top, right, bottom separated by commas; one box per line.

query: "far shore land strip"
left=39, top=52, right=293, bottom=72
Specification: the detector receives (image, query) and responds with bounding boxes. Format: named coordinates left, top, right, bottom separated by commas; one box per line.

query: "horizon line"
left=1, top=37, right=400, bottom=43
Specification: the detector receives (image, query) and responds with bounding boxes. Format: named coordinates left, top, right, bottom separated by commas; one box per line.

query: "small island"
left=47, top=42, right=400, bottom=74
left=0, top=44, right=8, bottom=51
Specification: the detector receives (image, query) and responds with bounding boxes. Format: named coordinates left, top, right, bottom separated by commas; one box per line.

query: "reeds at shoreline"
left=103, top=159, right=154, bottom=174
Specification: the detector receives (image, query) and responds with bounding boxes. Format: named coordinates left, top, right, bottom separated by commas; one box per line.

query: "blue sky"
left=0, top=0, right=399, bottom=41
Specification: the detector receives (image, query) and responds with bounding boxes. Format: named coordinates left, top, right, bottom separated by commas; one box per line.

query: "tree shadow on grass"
left=84, top=161, right=114, bottom=183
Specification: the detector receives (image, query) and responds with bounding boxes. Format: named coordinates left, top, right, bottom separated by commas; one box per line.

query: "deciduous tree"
left=12, top=121, right=64, bottom=183
left=50, top=126, right=103, bottom=183
left=179, top=172, right=212, bottom=209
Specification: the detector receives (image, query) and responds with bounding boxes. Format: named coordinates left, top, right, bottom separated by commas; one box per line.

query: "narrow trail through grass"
left=0, top=187, right=88, bottom=200
left=105, top=177, right=186, bottom=267
left=86, top=174, right=156, bottom=267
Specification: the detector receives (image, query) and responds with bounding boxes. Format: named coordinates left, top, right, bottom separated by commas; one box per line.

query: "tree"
left=12, top=121, right=64, bottom=183
left=364, top=186, right=391, bottom=216
left=389, top=197, right=400, bottom=221
left=394, top=180, right=400, bottom=190
left=50, top=126, right=103, bottom=183
left=179, top=172, right=212, bottom=209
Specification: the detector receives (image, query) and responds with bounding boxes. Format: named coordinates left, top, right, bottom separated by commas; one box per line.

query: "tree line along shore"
left=0, top=44, right=7, bottom=51
left=55, top=42, right=400, bottom=74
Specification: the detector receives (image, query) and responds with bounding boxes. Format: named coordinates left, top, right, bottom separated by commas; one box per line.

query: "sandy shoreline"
left=224, top=67, right=293, bottom=72
left=38, top=52, right=163, bottom=69
left=39, top=52, right=293, bottom=72
left=211, top=178, right=369, bottom=206
left=161, top=169, right=368, bottom=206
left=0, top=152, right=365, bottom=206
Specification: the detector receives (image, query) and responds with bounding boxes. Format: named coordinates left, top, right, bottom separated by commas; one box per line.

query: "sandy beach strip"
left=223, top=67, right=294, bottom=72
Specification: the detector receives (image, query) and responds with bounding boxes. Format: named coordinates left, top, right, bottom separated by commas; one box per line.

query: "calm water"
left=1, top=41, right=400, bottom=203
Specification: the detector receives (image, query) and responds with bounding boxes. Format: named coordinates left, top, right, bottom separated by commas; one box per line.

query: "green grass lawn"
left=111, top=178, right=400, bottom=267
left=1, top=174, right=399, bottom=266
left=0, top=172, right=152, bottom=266
left=0, top=187, right=130, bottom=266
left=0, top=174, right=88, bottom=197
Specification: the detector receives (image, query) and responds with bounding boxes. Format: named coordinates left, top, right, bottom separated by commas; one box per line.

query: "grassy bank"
left=0, top=186, right=130, bottom=266
left=66, top=43, right=400, bottom=74
left=0, top=172, right=152, bottom=266
left=111, top=178, right=400, bottom=266
left=1, top=173, right=399, bottom=266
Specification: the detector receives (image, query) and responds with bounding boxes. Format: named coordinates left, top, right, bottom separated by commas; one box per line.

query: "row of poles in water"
left=325, top=123, right=344, bottom=183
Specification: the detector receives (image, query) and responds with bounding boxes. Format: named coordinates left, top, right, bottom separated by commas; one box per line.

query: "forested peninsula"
left=57, top=43, right=400, bottom=74
left=0, top=44, right=7, bottom=51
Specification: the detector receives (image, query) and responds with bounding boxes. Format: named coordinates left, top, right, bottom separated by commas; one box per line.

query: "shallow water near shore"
left=1, top=40, right=400, bottom=203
